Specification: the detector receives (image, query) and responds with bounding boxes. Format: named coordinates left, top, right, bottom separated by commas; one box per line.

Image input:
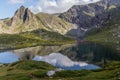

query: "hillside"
left=0, top=29, right=74, bottom=50
left=85, top=6, right=120, bottom=49
left=0, top=61, right=56, bottom=80
left=0, top=6, right=76, bottom=50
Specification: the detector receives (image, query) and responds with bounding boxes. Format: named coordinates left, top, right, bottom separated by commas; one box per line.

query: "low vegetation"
left=0, top=29, right=75, bottom=50
left=85, top=25, right=120, bottom=47
left=0, top=61, right=55, bottom=80
left=0, top=61, right=120, bottom=80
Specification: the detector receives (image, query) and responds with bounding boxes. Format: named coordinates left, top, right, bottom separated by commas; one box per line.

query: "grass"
left=0, top=61, right=120, bottom=80
left=85, top=24, right=120, bottom=48
left=50, top=61, right=120, bottom=80
left=0, top=61, right=56, bottom=80
left=0, top=29, right=75, bottom=50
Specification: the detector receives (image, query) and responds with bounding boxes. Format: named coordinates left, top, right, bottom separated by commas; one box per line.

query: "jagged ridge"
left=0, top=6, right=75, bottom=35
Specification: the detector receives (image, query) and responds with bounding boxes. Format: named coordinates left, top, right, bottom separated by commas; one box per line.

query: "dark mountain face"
left=59, top=0, right=120, bottom=38
left=103, top=0, right=120, bottom=6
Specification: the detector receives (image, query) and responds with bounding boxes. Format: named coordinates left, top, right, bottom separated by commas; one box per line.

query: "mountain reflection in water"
left=0, top=52, right=100, bottom=70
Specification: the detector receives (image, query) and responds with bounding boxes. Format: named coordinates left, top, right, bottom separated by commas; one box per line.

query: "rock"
left=47, top=70, right=55, bottom=77
left=47, top=68, right=63, bottom=77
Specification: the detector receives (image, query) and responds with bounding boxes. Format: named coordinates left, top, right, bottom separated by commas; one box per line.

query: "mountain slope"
left=85, top=7, right=120, bottom=50
left=59, top=0, right=120, bottom=37
left=0, top=6, right=75, bottom=35
left=0, top=29, right=74, bottom=50
left=35, top=13, right=75, bottom=35
left=60, top=0, right=120, bottom=27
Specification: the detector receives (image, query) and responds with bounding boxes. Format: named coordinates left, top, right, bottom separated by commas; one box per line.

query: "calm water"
left=0, top=52, right=100, bottom=70
left=0, top=42, right=119, bottom=70
left=59, top=42, right=120, bottom=66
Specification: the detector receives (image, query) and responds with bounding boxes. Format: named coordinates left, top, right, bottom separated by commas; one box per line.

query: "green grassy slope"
left=0, top=29, right=74, bottom=50
left=85, top=25, right=120, bottom=47
left=0, top=61, right=56, bottom=80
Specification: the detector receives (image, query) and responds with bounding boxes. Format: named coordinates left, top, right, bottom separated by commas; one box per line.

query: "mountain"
left=0, top=6, right=75, bottom=35
left=59, top=0, right=120, bottom=38
left=35, top=13, right=75, bottom=35
left=0, top=6, right=76, bottom=49
left=85, top=6, right=120, bottom=47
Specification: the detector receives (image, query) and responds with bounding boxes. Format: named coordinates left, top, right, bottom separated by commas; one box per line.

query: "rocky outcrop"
left=10, top=6, right=37, bottom=26
left=0, top=6, right=39, bottom=34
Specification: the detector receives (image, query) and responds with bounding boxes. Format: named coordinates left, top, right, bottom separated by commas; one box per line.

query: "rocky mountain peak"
left=13, top=6, right=26, bottom=20
left=10, top=6, right=34, bottom=26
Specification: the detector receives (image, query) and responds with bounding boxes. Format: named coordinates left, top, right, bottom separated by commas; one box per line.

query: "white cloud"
left=0, top=51, right=100, bottom=70
left=9, top=0, right=25, bottom=4
left=29, top=0, right=100, bottom=14
left=33, top=53, right=100, bottom=70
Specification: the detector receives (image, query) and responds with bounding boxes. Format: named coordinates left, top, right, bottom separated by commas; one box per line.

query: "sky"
left=0, top=0, right=100, bottom=19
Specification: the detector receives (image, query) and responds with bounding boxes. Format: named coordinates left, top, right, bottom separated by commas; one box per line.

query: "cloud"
left=9, top=0, right=25, bottom=4
left=33, top=53, right=100, bottom=70
left=29, top=0, right=100, bottom=14
left=0, top=51, right=100, bottom=70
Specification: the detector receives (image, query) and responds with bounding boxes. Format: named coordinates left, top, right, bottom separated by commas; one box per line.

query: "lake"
left=0, top=42, right=119, bottom=70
